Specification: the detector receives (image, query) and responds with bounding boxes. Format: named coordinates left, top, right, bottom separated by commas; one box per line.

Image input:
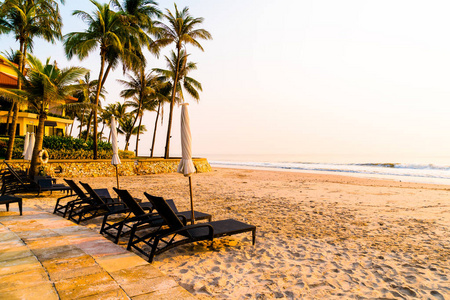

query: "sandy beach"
left=22, top=167, right=450, bottom=299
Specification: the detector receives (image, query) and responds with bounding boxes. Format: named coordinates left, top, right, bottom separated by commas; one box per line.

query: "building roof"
left=0, top=71, right=18, bottom=88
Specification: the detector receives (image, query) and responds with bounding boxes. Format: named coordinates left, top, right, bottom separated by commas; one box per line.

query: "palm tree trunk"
left=164, top=48, right=181, bottom=159
left=69, top=121, right=74, bottom=137
left=124, top=114, right=139, bottom=152
left=100, top=122, right=106, bottom=140
left=129, top=67, right=144, bottom=142
left=29, top=112, right=46, bottom=178
left=93, top=53, right=106, bottom=159
left=150, top=102, right=161, bottom=158
left=5, top=103, right=13, bottom=133
left=135, top=114, right=143, bottom=157
left=5, top=103, right=19, bottom=160
left=5, top=41, right=26, bottom=160
left=84, top=111, right=93, bottom=141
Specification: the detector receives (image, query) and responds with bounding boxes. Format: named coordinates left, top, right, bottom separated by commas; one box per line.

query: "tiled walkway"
left=0, top=208, right=196, bottom=299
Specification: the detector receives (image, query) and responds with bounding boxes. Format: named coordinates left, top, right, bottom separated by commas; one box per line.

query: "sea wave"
left=210, top=160, right=450, bottom=184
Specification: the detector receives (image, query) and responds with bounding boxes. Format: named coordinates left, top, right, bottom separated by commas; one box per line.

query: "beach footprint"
left=430, top=290, right=445, bottom=300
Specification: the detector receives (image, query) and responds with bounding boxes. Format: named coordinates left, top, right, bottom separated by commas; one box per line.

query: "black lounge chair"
left=36, top=178, right=72, bottom=195
left=105, top=188, right=212, bottom=244
left=66, top=182, right=128, bottom=224
left=0, top=195, right=22, bottom=215
left=2, top=162, right=70, bottom=195
left=53, top=179, right=110, bottom=217
left=1, top=167, right=40, bottom=195
left=126, top=192, right=256, bottom=262
left=101, top=188, right=163, bottom=243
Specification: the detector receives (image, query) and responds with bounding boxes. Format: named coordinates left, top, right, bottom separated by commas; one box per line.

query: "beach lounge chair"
left=2, top=162, right=70, bottom=195
left=126, top=191, right=256, bottom=262
left=104, top=188, right=212, bottom=244
left=53, top=179, right=111, bottom=217
left=0, top=195, right=22, bottom=215
left=36, top=178, right=71, bottom=195
left=66, top=182, right=128, bottom=224
left=1, top=168, right=40, bottom=195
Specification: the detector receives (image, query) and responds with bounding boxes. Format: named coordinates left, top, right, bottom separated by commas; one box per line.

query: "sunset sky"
left=2, top=0, right=450, bottom=163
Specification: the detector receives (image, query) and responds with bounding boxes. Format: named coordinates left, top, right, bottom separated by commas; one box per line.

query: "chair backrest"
left=4, top=162, right=26, bottom=184
left=64, top=179, right=88, bottom=199
left=144, top=192, right=184, bottom=230
left=79, top=182, right=107, bottom=206
left=113, top=188, right=146, bottom=216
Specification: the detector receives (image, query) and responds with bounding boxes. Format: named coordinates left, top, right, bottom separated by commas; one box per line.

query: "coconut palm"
left=64, top=0, right=142, bottom=159
left=157, top=4, right=211, bottom=158
left=0, top=54, right=87, bottom=177
left=72, top=73, right=105, bottom=141
left=118, top=69, right=168, bottom=155
left=0, top=0, right=64, bottom=159
left=1, top=49, right=21, bottom=133
left=118, top=114, right=146, bottom=151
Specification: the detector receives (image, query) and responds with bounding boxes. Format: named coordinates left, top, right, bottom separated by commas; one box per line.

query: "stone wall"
left=2, top=158, right=212, bottom=178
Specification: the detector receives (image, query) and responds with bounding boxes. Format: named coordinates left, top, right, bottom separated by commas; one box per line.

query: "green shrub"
left=42, top=136, right=112, bottom=151
left=9, top=135, right=133, bottom=160
left=119, top=150, right=135, bottom=159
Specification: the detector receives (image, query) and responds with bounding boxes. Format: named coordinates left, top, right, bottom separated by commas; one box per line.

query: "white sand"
left=23, top=168, right=450, bottom=299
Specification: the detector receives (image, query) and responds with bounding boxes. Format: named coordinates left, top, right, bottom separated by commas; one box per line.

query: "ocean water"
left=206, top=154, right=450, bottom=185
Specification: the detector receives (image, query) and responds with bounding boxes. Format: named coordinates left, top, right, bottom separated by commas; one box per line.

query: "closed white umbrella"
left=22, top=132, right=30, bottom=158
left=110, top=116, right=121, bottom=188
left=177, top=103, right=196, bottom=224
left=24, top=132, right=35, bottom=161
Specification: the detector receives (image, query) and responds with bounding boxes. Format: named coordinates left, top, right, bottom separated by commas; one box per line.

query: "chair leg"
left=127, top=224, right=138, bottom=250
left=100, top=215, right=108, bottom=234
left=114, top=223, right=125, bottom=244
left=5, top=203, right=9, bottom=212
left=18, top=199, right=22, bottom=216
left=149, top=237, right=160, bottom=263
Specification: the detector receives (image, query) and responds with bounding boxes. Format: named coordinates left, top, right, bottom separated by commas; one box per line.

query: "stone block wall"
left=2, top=158, right=212, bottom=178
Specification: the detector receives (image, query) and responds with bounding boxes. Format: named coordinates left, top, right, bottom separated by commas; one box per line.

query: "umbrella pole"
left=115, top=165, right=119, bottom=189
left=189, top=176, right=195, bottom=224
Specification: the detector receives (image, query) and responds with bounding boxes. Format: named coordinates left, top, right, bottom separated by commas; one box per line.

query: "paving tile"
left=26, top=235, right=73, bottom=250
left=0, top=230, right=17, bottom=242
left=0, top=239, right=25, bottom=251
left=42, top=254, right=102, bottom=281
left=0, top=282, right=58, bottom=300
left=78, top=288, right=130, bottom=300
left=53, top=224, right=95, bottom=236
left=0, top=245, right=33, bottom=262
left=0, top=268, right=50, bottom=292
left=95, top=252, right=148, bottom=273
left=110, top=264, right=179, bottom=297
left=132, top=286, right=197, bottom=300
left=2, top=219, right=45, bottom=232
left=0, top=255, right=41, bottom=277
left=55, top=271, right=121, bottom=300
left=0, top=210, right=195, bottom=299
left=76, top=238, right=129, bottom=257
left=33, top=244, right=86, bottom=262
left=18, top=229, right=61, bottom=241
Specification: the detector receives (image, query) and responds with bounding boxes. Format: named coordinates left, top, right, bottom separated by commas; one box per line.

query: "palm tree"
left=118, top=69, right=168, bottom=155
left=73, top=73, right=105, bottom=141
left=154, top=50, right=202, bottom=156
left=64, top=0, right=140, bottom=159
left=157, top=4, right=211, bottom=158
left=1, top=49, right=21, bottom=133
left=0, top=54, right=86, bottom=177
left=118, top=114, right=146, bottom=150
left=0, top=0, right=64, bottom=160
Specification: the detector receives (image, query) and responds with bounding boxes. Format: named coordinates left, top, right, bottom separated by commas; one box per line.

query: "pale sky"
left=2, top=0, right=450, bottom=163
